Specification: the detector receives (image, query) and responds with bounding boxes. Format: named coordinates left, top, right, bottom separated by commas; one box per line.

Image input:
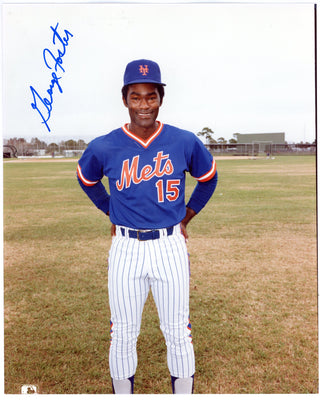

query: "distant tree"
left=217, top=137, right=227, bottom=144
left=31, top=137, right=47, bottom=149
left=65, top=139, right=77, bottom=149
left=233, top=133, right=240, bottom=142
left=6, top=137, right=19, bottom=147
left=7, top=137, right=29, bottom=156
left=47, top=143, right=59, bottom=153
left=229, top=138, right=237, bottom=144
left=77, top=139, right=87, bottom=150
left=197, top=127, right=216, bottom=144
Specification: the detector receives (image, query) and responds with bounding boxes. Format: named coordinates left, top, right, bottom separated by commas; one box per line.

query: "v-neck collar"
left=121, top=122, right=164, bottom=148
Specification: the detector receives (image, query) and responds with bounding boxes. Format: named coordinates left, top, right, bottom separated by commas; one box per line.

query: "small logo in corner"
left=21, top=384, right=38, bottom=394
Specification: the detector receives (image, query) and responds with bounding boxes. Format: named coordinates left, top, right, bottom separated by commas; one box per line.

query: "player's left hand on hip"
left=180, top=223, right=189, bottom=242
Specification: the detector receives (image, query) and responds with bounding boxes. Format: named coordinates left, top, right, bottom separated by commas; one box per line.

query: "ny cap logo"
left=123, top=60, right=165, bottom=87
left=139, top=65, right=149, bottom=76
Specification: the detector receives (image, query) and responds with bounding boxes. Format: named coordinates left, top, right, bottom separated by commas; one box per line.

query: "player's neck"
left=128, top=121, right=159, bottom=140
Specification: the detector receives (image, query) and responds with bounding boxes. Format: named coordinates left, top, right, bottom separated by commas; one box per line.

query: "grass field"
left=3, top=155, right=318, bottom=394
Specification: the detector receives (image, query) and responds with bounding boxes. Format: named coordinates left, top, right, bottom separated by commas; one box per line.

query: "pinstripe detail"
left=108, top=225, right=195, bottom=380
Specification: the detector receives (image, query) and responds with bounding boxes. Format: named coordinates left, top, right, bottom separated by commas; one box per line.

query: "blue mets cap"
left=123, top=59, right=166, bottom=87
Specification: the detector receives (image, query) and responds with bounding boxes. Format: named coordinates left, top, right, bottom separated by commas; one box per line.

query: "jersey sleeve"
left=186, top=171, right=218, bottom=213
left=77, top=176, right=110, bottom=215
left=77, top=142, right=104, bottom=186
left=188, top=136, right=217, bottom=182
left=77, top=140, right=110, bottom=215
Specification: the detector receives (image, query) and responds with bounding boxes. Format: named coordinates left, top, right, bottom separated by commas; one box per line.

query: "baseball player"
left=77, top=59, right=218, bottom=394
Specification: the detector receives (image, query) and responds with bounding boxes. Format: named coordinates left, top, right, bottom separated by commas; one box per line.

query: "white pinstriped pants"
left=108, top=224, right=195, bottom=380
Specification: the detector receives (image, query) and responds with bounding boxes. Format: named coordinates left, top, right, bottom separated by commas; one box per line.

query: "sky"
left=1, top=0, right=317, bottom=144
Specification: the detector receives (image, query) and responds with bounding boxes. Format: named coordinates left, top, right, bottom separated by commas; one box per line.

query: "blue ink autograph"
left=30, top=23, right=73, bottom=132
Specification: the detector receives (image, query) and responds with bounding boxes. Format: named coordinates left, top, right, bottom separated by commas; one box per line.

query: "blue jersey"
left=77, top=122, right=216, bottom=229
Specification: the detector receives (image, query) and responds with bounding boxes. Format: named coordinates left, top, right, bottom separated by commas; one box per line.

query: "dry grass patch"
left=187, top=223, right=317, bottom=393
left=3, top=156, right=317, bottom=394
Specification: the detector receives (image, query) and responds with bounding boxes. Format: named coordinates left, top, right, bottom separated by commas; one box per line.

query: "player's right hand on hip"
left=111, top=224, right=116, bottom=236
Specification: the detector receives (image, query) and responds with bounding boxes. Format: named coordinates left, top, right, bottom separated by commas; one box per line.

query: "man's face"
left=123, top=83, right=162, bottom=132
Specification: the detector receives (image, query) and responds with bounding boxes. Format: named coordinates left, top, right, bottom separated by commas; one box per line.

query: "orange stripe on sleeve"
left=77, top=164, right=99, bottom=187
left=196, top=159, right=217, bottom=182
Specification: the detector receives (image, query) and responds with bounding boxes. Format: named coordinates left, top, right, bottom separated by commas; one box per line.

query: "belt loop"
left=167, top=226, right=174, bottom=236
left=119, top=226, right=127, bottom=238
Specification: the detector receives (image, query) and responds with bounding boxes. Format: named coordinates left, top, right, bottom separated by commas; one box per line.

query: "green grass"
left=3, top=156, right=318, bottom=394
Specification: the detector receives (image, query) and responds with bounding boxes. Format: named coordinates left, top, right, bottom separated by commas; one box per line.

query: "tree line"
left=197, top=127, right=237, bottom=144
left=3, top=137, right=88, bottom=156
left=3, top=129, right=315, bottom=157
left=4, top=129, right=231, bottom=157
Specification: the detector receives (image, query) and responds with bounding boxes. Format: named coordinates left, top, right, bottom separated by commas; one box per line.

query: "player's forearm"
left=186, top=171, right=218, bottom=213
left=77, top=176, right=110, bottom=215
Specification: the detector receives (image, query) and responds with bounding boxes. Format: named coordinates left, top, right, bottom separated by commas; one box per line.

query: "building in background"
left=234, top=132, right=285, bottom=144
left=232, top=132, right=286, bottom=156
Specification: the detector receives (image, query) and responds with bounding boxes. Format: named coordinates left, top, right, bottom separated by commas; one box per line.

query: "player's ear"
left=157, top=86, right=164, bottom=106
left=122, top=96, right=128, bottom=107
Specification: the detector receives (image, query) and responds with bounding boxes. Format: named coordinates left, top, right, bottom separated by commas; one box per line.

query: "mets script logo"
left=139, top=65, right=149, bottom=76
left=116, top=151, right=173, bottom=190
